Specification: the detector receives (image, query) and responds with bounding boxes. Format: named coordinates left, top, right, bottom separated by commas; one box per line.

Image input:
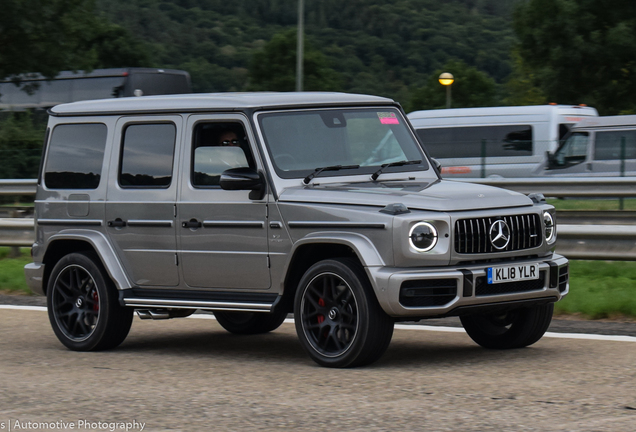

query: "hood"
left=278, top=179, right=533, bottom=212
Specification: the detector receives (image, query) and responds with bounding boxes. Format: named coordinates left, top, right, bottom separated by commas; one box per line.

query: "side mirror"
left=220, top=167, right=266, bottom=200
left=545, top=151, right=555, bottom=168
left=431, top=158, right=442, bottom=172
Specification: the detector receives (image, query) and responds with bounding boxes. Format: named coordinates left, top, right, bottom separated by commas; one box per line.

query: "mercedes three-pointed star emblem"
left=489, top=220, right=510, bottom=250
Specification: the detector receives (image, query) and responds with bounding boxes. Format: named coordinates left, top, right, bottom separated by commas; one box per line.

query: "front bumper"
left=24, top=262, right=45, bottom=296
left=368, top=254, right=569, bottom=319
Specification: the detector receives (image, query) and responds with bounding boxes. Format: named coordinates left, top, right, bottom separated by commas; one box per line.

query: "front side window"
left=191, top=122, right=254, bottom=187
left=594, top=130, right=636, bottom=161
left=417, top=125, right=533, bottom=159
left=259, top=108, right=428, bottom=179
left=44, top=123, right=107, bottom=189
left=119, top=123, right=176, bottom=187
left=553, top=132, right=589, bottom=167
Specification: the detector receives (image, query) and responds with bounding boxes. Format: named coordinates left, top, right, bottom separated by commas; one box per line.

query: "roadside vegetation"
left=0, top=247, right=32, bottom=295
left=548, top=198, right=636, bottom=211
left=556, top=261, right=636, bottom=320
left=1, top=248, right=634, bottom=319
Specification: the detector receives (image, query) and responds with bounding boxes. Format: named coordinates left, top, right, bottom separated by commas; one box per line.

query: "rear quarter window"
left=44, top=123, right=108, bottom=189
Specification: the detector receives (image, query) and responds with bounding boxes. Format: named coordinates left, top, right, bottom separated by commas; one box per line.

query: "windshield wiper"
left=303, top=164, right=360, bottom=184
left=371, top=160, right=421, bottom=181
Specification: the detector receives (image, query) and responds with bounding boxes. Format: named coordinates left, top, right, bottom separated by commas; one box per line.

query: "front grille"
left=475, top=273, right=545, bottom=296
left=455, top=214, right=542, bottom=254
left=558, top=265, right=569, bottom=293
left=399, top=279, right=457, bottom=307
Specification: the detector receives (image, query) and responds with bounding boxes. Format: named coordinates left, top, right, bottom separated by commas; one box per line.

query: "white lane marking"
left=0, top=305, right=47, bottom=311
left=2, top=305, right=635, bottom=343
left=543, top=331, right=636, bottom=343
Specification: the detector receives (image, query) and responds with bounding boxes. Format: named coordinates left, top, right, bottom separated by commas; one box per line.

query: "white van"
left=534, top=115, right=636, bottom=177
left=408, top=105, right=598, bottom=178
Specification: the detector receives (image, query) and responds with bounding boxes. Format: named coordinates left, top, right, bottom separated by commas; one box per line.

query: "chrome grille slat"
left=455, top=213, right=542, bottom=254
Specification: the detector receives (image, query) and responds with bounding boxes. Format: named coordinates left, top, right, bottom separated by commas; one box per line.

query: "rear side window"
left=594, top=130, right=636, bottom=161
left=119, top=123, right=176, bottom=187
left=44, top=123, right=107, bottom=189
left=417, top=125, right=533, bottom=158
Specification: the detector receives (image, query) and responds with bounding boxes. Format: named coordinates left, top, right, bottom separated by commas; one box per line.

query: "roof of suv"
left=50, top=92, right=395, bottom=116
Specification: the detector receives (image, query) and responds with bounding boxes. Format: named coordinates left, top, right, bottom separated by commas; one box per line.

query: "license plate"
left=487, top=263, right=540, bottom=285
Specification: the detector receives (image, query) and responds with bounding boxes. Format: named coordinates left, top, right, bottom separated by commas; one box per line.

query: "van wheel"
left=214, top=309, right=287, bottom=335
left=460, top=303, right=554, bottom=349
left=47, top=252, right=133, bottom=351
left=294, top=258, right=394, bottom=368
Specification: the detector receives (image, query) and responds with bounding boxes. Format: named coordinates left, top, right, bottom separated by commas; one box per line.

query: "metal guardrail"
left=0, top=179, right=37, bottom=196
left=0, top=218, right=35, bottom=247
left=461, top=177, right=636, bottom=198
left=2, top=218, right=635, bottom=260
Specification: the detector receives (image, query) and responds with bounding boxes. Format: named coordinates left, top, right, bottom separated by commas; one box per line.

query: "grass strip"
left=0, top=248, right=32, bottom=295
left=555, top=260, right=636, bottom=319
left=548, top=198, right=636, bottom=211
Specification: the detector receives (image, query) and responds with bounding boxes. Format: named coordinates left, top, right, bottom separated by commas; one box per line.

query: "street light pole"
left=438, top=72, right=454, bottom=109
left=296, top=0, right=305, bottom=92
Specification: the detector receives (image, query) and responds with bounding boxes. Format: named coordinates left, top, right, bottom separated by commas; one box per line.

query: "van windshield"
left=258, top=108, right=430, bottom=180
left=554, top=132, right=589, bottom=167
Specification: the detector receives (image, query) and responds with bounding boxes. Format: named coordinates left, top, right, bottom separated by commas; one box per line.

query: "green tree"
left=514, top=0, right=636, bottom=114
left=0, top=112, right=46, bottom=180
left=0, top=0, right=152, bottom=85
left=502, top=50, right=547, bottom=106
left=406, top=60, right=499, bottom=112
left=248, top=29, right=342, bottom=92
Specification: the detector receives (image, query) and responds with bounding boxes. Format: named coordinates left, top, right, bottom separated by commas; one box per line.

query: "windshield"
left=554, top=132, right=589, bottom=166
left=258, top=108, right=429, bottom=179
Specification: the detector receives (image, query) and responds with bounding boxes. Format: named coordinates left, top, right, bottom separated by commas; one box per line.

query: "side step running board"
left=120, top=288, right=279, bottom=313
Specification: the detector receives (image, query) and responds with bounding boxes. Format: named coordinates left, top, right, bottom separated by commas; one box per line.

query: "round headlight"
left=544, top=211, right=556, bottom=244
left=409, top=222, right=438, bottom=252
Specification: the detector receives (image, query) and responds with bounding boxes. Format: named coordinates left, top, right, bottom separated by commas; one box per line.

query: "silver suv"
left=25, top=93, right=568, bottom=367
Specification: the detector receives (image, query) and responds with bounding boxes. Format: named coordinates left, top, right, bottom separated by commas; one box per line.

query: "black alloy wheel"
left=460, top=303, right=554, bottom=349
left=50, top=263, right=101, bottom=342
left=294, top=258, right=394, bottom=368
left=214, top=309, right=287, bottom=335
left=47, top=252, right=133, bottom=351
left=299, top=271, right=359, bottom=357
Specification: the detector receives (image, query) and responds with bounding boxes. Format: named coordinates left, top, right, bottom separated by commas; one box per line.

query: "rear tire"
left=294, top=258, right=394, bottom=368
left=460, top=303, right=554, bottom=349
left=214, top=309, right=287, bottom=335
left=46, top=252, right=133, bottom=351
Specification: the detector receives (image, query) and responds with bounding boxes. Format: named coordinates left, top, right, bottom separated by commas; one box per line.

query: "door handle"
left=182, top=218, right=202, bottom=229
left=107, top=218, right=127, bottom=228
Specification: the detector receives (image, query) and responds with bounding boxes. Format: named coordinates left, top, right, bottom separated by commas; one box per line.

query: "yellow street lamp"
left=438, top=72, right=454, bottom=109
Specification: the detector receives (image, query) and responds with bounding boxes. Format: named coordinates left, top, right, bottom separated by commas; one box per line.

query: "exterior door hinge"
left=175, top=253, right=179, bottom=266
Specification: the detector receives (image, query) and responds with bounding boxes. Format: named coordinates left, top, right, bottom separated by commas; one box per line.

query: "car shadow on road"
left=115, top=323, right=556, bottom=368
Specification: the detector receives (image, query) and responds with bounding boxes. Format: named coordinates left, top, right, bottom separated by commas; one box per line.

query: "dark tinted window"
left=129, top=73, right=190, bottom=96
left=72, top=77, right=126, bottom=101
left=44, top=124, right=107, bottom=189
left=119, top=123, right=176, bottom=187
left=594, top=130, right=636, bottom=161
left=417, top=125, right=533, bottom=158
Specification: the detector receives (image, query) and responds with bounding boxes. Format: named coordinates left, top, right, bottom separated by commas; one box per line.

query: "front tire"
left=46, top=252, right=133, bottom=351
left=294, top=258, right=394, bottom=368
left=214, top=309, right=287, bottom=335
left=460, top=303, right=554, bottom=349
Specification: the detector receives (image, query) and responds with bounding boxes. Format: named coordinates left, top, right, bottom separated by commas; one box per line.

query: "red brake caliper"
left=92, top=290, right=99, bottom=311
left=317, top=298, right=325, bottom=324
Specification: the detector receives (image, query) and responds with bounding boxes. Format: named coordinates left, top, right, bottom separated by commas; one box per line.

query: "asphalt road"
left=0, top=307, right=635, bottom=432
